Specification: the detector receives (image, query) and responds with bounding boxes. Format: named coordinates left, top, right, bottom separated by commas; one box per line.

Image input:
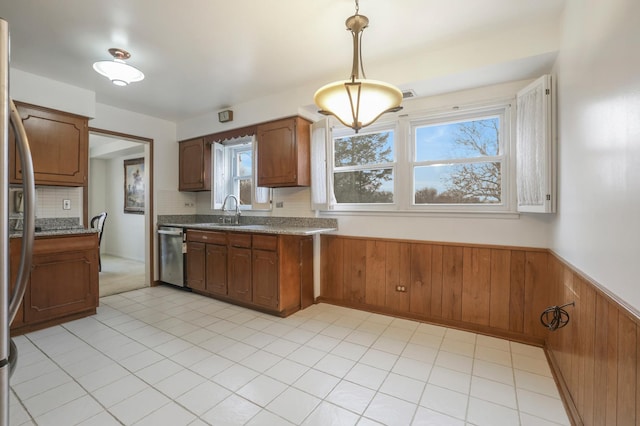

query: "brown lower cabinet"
left=186, top=229, right=312, bottom=317
left=10, top=233, right=99, bottom=335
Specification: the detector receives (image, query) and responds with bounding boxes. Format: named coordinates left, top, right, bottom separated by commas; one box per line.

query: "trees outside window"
left=325, top=104, right=510, bottom=212
left=413, top=117, right=503, bottom=205
left=333, top=130, right=395, bottom=204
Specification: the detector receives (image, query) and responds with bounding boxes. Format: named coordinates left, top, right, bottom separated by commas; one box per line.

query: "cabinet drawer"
left=228, top=233, right=252, bottom=248
left=252, top=234, right=278, bottom=251
left=188, top=230, right=226, bottom=245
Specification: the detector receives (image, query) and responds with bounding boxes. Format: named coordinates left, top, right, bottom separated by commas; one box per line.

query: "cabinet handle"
left=158, top=230, right=182, bottom=236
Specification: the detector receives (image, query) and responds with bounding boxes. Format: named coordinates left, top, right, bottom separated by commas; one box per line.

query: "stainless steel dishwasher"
left=158, top=226, right=186, bottom=287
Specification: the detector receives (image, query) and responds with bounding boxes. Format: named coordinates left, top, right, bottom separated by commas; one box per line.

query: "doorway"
left=88, top=128, right=154, bottom=297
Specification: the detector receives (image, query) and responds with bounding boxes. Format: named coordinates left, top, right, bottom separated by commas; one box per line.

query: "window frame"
left=228, top=143, right=253, bottom=206
left=408, top=104, right=513, bottom=213
left=328, top=120, right=400, bottom=211
left=323, top=101, right=515, bottom=214
left=210, top=136, right=272, bottom=211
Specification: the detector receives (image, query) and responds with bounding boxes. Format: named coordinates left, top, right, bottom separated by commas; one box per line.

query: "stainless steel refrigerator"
left=0, top=18, right=36, bottom=426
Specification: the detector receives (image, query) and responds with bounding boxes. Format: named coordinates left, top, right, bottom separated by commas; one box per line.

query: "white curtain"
left=310, top=119, right=330, bottom=210
left=211, top=142, right=225, bottom=209
left=516, top=77, right=547, bottom=208
left=252, top=136, right=272, bottom=210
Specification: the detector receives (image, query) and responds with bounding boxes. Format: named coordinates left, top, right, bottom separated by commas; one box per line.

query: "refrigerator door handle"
left=7, top=99, right=35, bottom=324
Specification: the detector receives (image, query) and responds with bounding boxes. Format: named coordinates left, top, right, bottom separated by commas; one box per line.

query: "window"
left=412, top=110, right=506, bottom=208
left=332, top=125, right=396, bottom=205
left=229, top=144, right=253, bottom=205
left=211, top=137, right=271, bottom=210
left=316, top=103, right=514, bottom=213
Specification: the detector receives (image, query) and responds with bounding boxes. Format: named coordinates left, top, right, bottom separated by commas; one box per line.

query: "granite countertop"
left=10, top=227, right=98, bottom=239
left=158, top=215, right=338, bottom=236
left=161, top=222, right=336, bottom=236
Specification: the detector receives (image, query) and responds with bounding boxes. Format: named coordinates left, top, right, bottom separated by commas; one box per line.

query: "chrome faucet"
left=221, top=194, right=241, bottom=224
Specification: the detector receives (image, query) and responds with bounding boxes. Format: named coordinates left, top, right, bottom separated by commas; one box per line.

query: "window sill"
left=317, top=209, right=521, bottom=220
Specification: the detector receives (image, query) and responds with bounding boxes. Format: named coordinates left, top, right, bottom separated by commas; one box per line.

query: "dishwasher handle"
left=158, top=229, right=183, bottom=236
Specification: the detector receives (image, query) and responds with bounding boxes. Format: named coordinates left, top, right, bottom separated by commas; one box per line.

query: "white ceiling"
left=0, top=0, right=566, bottom=123
left=89, top=133, right=144, bottom=159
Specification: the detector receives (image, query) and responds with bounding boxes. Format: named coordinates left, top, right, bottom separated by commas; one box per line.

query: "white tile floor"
left=9, top=285, right=571, bottom=426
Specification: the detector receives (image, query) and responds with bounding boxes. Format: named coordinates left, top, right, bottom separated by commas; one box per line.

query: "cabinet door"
left=257, top=117, right=310, bottom=187
left=186, top=241, right=206, bottom=291
left=252, top=249, right=279, bottom=309
left=24, top=249, right=97, bottom=323
left=179, top=138, right=211, bottom=191
left=206, top=244, right=227, bottom=295
left=10, top=102, right=88, bottom=186
left=228, top=246, right=252, bottom=303
left=300, top=237, right=314, bottom=309
left=9, top=239, right=25, bottom=329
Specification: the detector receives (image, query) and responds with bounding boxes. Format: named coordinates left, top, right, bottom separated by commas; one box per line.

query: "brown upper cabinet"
left=178, top=137, right=211, bottom=191
left=256, top=116, right=311, bottom=187
left=9, top=102, right=88, bottom=187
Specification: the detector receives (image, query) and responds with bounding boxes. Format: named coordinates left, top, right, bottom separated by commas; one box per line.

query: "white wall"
left=11, top=68, right=95, bottom=117
left=89, top=158, right=108, bottom=220
left=176, top=15, right=563, bottom=142
left=89, top=158, right=108, bottom=255
left=551, top=0, right=640, bottom=311
left=194, top=79, right=554, bottom=248
left=99, top=154, right=145, bottom=262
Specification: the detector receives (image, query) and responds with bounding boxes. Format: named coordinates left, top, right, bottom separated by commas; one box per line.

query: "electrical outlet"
left=276, top=201, right=284, bottom=208
left=63, top=199, right=71, bottom=210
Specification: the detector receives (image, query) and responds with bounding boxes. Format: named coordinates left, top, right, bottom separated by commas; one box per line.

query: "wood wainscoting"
left=546, top=253, right=639, bottom=426
left=319, top=235, right=640, bottom=426
left=319, top=235, right=551, bottom=345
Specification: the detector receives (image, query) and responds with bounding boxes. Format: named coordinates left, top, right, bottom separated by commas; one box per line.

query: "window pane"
left=334, top=131, right=394, bottom=167
left=415, top=118, right=499, bottom=162
left=414, top=162, right=501, bottom=204
left=239, top=178, right=252, bottom=205
left=334, top=169, right=394, bottom=203
left=237, top=150, right=252, bottom=177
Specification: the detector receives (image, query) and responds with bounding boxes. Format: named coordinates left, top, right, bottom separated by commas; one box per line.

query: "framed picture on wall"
left=124, top=157, right=145, bottom=214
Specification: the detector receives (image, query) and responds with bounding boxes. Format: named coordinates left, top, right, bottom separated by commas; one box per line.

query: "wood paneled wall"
left=546, top=253, right=639, bottom=426
left=319, top=235, right=640, bottom=426
left=320, top=235, right=551, bottom=344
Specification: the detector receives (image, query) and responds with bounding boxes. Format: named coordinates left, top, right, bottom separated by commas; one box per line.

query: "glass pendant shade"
left=314, top=78, right=402, bottom=132
left=314, top=1, right=402, bottom=133
left=93, top=48, right=144, bottom=86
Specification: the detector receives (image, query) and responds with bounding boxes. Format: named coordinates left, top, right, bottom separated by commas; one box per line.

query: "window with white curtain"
left=516, top=75, right=555, bottom=213
left=211, top=136, right=271, bottom=211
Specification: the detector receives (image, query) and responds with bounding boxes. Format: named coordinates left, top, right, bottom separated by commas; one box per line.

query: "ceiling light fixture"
left=93, top=48, right=144, bottom=86
left=314, top=0, right=402, bottom=133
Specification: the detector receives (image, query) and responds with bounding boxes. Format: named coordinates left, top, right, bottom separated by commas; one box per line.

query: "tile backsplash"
left=9, top=186, right=83, bottom=219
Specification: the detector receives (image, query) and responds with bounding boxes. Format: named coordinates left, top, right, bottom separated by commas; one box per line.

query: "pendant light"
left=314, top=0, right=402, bottom=133
left=93, top=48, right=144, bottom=86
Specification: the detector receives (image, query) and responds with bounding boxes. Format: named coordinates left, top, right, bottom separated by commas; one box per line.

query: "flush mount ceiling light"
left=314, top=0, right=402, bottom=133
left=93, top=48, right=144, bottom=86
